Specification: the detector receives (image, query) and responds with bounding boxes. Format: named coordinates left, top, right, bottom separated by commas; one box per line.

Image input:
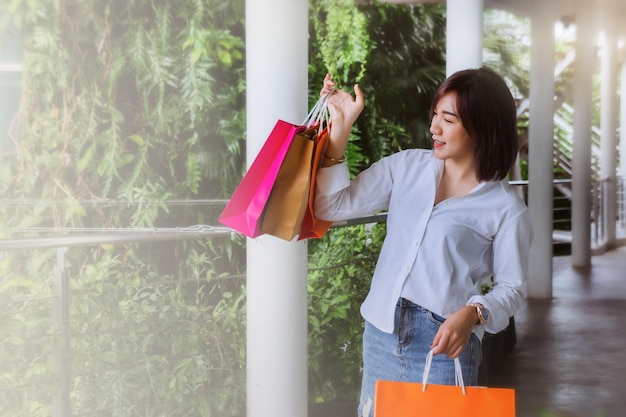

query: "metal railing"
left=591, top=176, right=626, bottom=248
left=0, top=226, right=236, bottom=417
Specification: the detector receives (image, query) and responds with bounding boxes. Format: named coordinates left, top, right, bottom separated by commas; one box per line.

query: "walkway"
left=491, top=246, right=626, bottom=417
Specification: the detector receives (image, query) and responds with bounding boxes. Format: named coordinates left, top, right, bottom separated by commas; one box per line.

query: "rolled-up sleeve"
left=468, top=208, right=533, bottom=334
left=314, top=156, right=396, bottom=222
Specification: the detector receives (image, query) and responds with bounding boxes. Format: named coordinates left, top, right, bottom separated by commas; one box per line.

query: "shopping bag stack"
left=219, top=93, right=334, bottom=241
left=374, top=349, right=516, bottom=417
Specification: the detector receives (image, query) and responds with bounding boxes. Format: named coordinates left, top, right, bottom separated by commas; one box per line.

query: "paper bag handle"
left=422, top=348, right=466, bottom=395
left=302, top=88, right=335, bottom=135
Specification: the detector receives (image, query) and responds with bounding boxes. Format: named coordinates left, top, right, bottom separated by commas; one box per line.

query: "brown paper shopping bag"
left=260, top=126, right=316, bottom=240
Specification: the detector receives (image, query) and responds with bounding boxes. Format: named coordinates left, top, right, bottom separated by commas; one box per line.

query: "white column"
left=621, top=57, right=626, bottom=178
left=527, top=4, right=556, bottom=298
left=446, top=0, right=483, bottom=76
left=245, top=1, right=309, bottom=417
left=571, top=3, right=596, bottom=266
left=599, top=29, right=618, bottom=248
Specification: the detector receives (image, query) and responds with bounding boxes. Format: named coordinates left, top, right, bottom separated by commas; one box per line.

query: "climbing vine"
left=310, top=0, right=372, bottom=85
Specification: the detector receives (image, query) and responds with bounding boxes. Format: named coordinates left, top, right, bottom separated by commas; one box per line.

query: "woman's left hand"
left=429, top=306, right=477, bottom=358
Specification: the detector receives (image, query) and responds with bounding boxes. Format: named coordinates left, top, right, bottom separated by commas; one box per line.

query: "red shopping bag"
left=218, top=120, right=306, bottom=238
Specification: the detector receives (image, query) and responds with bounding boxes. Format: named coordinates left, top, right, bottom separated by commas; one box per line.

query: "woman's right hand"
left=321, top=74, right=364, bottom=130
left=320, top=74, right=364, bottom=164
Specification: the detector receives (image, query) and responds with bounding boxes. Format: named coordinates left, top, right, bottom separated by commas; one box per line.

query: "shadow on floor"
left=491, top=247, right=626, bottom=417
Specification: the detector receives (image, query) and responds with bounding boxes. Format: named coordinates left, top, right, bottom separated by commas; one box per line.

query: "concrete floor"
left=491, top=247, right=626, bottom=417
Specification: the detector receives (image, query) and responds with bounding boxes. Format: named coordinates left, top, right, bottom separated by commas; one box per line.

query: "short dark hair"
left=429, top=67, right=518, bottom=182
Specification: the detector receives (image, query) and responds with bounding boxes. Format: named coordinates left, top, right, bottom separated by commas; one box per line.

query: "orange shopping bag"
left=298, top=124, right=333, bottom=240
left=374, top=349, right=515, bottom=417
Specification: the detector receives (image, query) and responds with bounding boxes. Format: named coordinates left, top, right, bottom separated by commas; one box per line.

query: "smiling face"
left=429, top=91, right=475, bottom=165
left=429, top=68, right=518, bottom=181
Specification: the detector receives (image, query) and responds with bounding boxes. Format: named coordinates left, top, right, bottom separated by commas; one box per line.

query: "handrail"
left=0, top=179, right=580, bottom=253
left=4, top=178, right=623, bottom=256
left=0, top=226, right=233, bottom=252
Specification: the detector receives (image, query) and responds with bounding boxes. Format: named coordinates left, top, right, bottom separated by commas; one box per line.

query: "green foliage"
left=0, top=250, right=56, bottom=417
left=308, top=0, right=374, bottom=175
left=0, top=0, right=247, bottom=415
left=307, top=223, right=386, bottom=403
left=309, top=2, right=441, bottom=175
left=483, top=10, right=530, bottom=98
left=68, top=240, right=246, bottom=417
left=480, top=274, right=495, bottom=295
left=0, top=0, right=246, bottom=230
left=310, top=0, right=372, bottom=84
left=1, top=238, right=247, bottom=417
left=357, top=3, right=447, bottom=162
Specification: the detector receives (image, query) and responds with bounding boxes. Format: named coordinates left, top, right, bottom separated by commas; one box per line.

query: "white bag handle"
left=421, top=348, right=466, bottom=395
left=302, top=88, right=335, bottom=134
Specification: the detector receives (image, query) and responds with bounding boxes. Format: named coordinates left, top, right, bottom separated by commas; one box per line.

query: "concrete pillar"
left=245, top=1, right=309, bottom=417
left=599, top=28, right=618, bottom=248
left=571, top=3, right=596, bottom=266
left=446, top=0, right=483, bottom=76
left=621, top=58, right=626, bottom=178
left=527, top=3, right=556, bottom=298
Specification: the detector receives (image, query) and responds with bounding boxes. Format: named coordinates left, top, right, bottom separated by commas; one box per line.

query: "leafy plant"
left=307, top=223, right=386, bottom=403
left=480, top=274, right=495, bottom=295
left=0, top=0, right=247, bottom=415
left=310, top=0, right=372, bottom=84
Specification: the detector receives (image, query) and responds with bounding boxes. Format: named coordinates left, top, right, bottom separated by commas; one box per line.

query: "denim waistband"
left=397, top=297, right=420, bottom=308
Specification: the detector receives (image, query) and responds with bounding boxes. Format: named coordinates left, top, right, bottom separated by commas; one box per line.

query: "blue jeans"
left=358, top=298, right=482, bottom=417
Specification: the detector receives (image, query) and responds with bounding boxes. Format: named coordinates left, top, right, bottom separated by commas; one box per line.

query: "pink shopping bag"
left=219, top=120, right=306, bottom=238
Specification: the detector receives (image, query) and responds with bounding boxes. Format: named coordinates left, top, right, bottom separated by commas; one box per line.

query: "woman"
left=314, top=67, right=533, bottom=417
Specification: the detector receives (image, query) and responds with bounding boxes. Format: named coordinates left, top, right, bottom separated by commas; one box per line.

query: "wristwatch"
left=469, top=303, right=490, bottom=325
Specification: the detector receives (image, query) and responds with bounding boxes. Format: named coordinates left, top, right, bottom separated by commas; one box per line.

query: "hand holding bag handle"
left=219, top=90, right=334, bottom=238
left=298, top=91, right=335, bottom=240
left=303, top=87, right=334, bottom=132
left=258, top=91, right=334, bottom=240
left=422, top=348, right=466, bottom=395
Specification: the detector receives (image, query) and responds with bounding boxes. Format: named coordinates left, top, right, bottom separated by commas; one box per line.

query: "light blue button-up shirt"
left=315, top=149, right=533, bottom=338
